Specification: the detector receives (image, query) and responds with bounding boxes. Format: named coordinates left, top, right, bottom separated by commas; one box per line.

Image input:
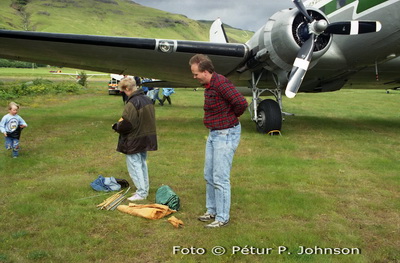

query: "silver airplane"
left=0, top=0, right=399, bottom=133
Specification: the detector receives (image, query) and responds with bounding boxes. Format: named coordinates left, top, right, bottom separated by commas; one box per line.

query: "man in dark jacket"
left=112, top=77, right=157, bottom=201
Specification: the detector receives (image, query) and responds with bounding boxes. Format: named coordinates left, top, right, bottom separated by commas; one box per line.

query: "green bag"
left=155, top=185, right=180, bottom=211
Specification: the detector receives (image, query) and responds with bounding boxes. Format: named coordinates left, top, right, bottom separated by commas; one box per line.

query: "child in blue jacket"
left=0, top=102, right=28, bottom=158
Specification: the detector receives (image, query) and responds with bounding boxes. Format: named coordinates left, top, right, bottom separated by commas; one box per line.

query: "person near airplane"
left=189, top=54, right=248, bottom=228
left=112, top=77, right=158, bottom=201
left=161, top=88, right=175, bottom=105
left=153, top=87, right=163, bottom=106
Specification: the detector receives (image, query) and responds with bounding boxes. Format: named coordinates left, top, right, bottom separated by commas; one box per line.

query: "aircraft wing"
left=0, top=30, right=248, bottom=87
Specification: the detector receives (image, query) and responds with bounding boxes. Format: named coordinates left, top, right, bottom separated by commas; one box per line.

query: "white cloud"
left=132, top=0, right=292, bottom=31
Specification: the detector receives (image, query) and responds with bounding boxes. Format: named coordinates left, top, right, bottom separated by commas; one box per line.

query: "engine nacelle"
left=244, top=8, right=332, bottom=74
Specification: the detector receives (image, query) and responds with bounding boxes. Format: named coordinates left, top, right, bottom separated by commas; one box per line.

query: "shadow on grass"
left=240, top=114, right=399, bottom=135
left=286, top=115, right=399, bottom=133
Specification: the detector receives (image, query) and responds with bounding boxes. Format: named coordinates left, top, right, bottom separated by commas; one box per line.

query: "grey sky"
left=132, top=1, right=292, bottom=31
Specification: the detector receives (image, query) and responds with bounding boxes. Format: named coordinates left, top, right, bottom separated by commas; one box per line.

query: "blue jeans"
left=5, top=137, right=19, bottom=157
left=126, top=152, right=149, bottom=198
left=204, top=123, right=241, bottom=223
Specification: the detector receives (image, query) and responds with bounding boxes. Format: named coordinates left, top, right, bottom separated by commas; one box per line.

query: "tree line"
left=0, top=59, right=46, bottom=68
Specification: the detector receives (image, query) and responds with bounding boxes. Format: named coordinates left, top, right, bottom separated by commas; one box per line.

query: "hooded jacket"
left=113, top=89, right=157, bottom=154
left=0, top=114, right=28, bottom=139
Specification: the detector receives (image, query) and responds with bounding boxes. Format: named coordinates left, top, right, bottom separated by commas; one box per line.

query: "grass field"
left=0, top=76, right=399, bottom=262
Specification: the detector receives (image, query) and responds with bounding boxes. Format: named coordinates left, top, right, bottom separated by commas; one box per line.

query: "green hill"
left=0, top=0, right=253, bottom=43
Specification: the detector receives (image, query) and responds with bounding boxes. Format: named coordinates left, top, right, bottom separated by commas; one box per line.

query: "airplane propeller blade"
left=292, top=0, right=313, bottom=22
left=285, top=35, right=315, bottom=99
left=325, top=21, right=382, bottom=35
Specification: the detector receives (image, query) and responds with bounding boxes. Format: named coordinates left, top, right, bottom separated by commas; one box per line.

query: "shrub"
left=0, top=89, right=16, bottom=100
left=94, top=0, right=118, bottom=4
left=0, top=79, right=84, bottom=100
left=77, top=72, right=87, bottom=87
left=53, top=82, right=83, bottom=93
left=0, top=58, right=38, bottom=68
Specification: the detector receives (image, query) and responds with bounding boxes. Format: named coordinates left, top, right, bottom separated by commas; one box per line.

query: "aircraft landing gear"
left=249, top=71, right=283, bottom=134
left=256, top=99, right=282, bottom=133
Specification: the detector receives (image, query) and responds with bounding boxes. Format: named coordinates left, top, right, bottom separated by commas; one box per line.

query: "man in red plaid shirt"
left=189, top=54, right=248, bottom=228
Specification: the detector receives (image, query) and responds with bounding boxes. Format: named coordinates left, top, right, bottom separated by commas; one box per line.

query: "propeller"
left=285, top=0, right=382, bottom=98
left=293, top=0, right=313, bottom=22
left=286, top=35, right=315, bottom=99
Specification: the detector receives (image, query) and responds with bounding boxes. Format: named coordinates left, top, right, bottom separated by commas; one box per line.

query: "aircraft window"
left=337, top=0, right=346, bottom=8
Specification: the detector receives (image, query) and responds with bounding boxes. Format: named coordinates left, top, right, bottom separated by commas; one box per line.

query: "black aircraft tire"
left=256, top=99, right=282, bottom=133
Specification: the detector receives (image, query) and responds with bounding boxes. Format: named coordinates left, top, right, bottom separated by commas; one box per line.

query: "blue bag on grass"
left=90, top=175, right=121, bottom=192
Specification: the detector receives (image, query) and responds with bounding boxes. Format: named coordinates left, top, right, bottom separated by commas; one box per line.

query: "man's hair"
left=189, top=54, right=215, bottom=73
left=118, top=77, right=137, bottom=91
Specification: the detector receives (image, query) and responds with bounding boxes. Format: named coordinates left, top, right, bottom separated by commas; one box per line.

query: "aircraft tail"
left=209, top=18, right=229, bottom=43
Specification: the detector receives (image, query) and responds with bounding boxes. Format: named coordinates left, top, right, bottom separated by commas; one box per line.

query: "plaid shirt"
left=203, top=72, right=248, bottom=130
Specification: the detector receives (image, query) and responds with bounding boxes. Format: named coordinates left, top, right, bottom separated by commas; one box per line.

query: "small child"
left=0, top=102, right=28, bottom=158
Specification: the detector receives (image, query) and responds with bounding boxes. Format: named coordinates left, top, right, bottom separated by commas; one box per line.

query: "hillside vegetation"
left=0, top=0, right=253, bottom=43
